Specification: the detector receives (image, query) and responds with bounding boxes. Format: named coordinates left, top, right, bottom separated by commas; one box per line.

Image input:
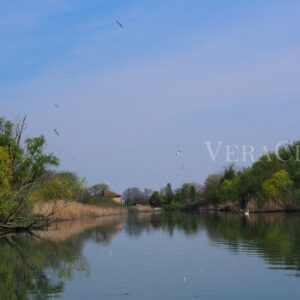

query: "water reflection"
left=0, top=232, right=85, bottom=299
left=149, top=212, right=300, bottom=274
left=201, top=213, right=300, bottom=274
left=0, top=216, right=125, bottom=299
left=127, top=212, right=300, bottom=275
left=1, top=212, right=300, bottom=299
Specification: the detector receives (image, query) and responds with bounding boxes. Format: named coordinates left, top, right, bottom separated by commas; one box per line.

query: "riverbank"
left=198, top=200, right=300, bottom=214
left=34, top=200, right=154, bottom=220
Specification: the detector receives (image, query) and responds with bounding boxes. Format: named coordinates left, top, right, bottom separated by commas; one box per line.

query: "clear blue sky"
left=1, top=0, right=300, bottom=192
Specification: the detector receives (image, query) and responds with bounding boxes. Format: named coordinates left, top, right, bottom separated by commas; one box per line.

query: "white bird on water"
left=241, top=209, right=249, bottom=216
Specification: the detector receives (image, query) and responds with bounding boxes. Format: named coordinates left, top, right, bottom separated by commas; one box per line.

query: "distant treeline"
left=123, top=141, right=300, bottom=211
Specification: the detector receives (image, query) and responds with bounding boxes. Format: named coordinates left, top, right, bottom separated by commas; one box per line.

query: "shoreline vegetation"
left=199, top=205, right=300, bottom=214
left=1, top=116, right=300, bottom=233
left=0, top=116, right=153, bottom=233
left=129, top=143, right=300, bottom=214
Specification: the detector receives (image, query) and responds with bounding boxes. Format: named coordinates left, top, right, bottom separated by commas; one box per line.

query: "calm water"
left=1, top=212, right=300, bottom=299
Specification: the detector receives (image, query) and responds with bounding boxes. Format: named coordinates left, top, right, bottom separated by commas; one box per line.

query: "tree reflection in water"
left=0, top=216, right=124, bottom=299
left=1, top=212, right=300, bottom=299
left=125, top=211, right=300, bottom=275
left=145, top=212, right=300, bottom=274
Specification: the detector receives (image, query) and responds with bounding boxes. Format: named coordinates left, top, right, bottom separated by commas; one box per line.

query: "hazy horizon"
left=1, top=0, right=300, bottom=193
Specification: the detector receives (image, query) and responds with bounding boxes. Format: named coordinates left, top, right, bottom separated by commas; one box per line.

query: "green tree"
left=221, top=164, right=236, bottom=183
left=0, top=147, right=11, bottom=198
left=89, top=183, right=110, bottom=197
left=149, top=191, right=164, bottom=207
left=203, top=174, right=221, bottom=205
left=277, top=141, right=300, bottom=187
left=30, top=172, right=85, bottom=202
left=161, top=183, right=174, bottom=205
left=179, top=183, right=197, bottom=204
left=219, top=176, right=240, bottom=203
left=262, top=169, right=293, bottom=200
left=0, top=117, right=59, bottom=227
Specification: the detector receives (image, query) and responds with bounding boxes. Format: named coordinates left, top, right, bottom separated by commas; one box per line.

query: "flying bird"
left=54, top=104, right=59, bottom=109
left=176, top=150, right=181, bottom=156
left=54, top=129, right=60, bottom=136
left=116, top=21, right=123, bottom=28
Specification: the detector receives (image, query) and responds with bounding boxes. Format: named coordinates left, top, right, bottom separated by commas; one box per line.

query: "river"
left=1, top=212, right=300, bottom=299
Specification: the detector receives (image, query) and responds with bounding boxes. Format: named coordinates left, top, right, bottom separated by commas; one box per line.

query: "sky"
left=1, top=0, right=300, bottom=193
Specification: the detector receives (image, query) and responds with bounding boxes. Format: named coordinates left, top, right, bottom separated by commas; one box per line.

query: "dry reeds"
left=34, top=200, right=128, bottom=220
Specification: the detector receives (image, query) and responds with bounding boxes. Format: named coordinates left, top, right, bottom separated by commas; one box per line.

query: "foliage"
left=0, top=147, right=11, bottom=198
left=0, top=117, right=59, bottom=225
left=219, top=176, right=240, bottom=203
left=184, top=184, right=197, bottom=202
left=79, top=182, right=122, bottom=206
left=122, top=187, right=148, bottom=205
left=280, top=141, right=300, bottom=186
left=203, top=174, right=222, bottom=205
left=149, top=183, right=201, bottom=209
left=199, top=142, right=300, bottom=209
left=220, top=164, right=236, bottom=183
left=149, top=191, right=165, bottom=207
left=30, top=171, right=85, bottom=203
left=88, top=183, right=110, bottom=197
left=262, top=170, right=293, bottom=200
left=161, top=183, right=173, bottom=205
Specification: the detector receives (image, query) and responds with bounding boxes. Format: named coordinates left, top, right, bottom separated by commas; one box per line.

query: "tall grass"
left=34, top=200, right=127, bottom=220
